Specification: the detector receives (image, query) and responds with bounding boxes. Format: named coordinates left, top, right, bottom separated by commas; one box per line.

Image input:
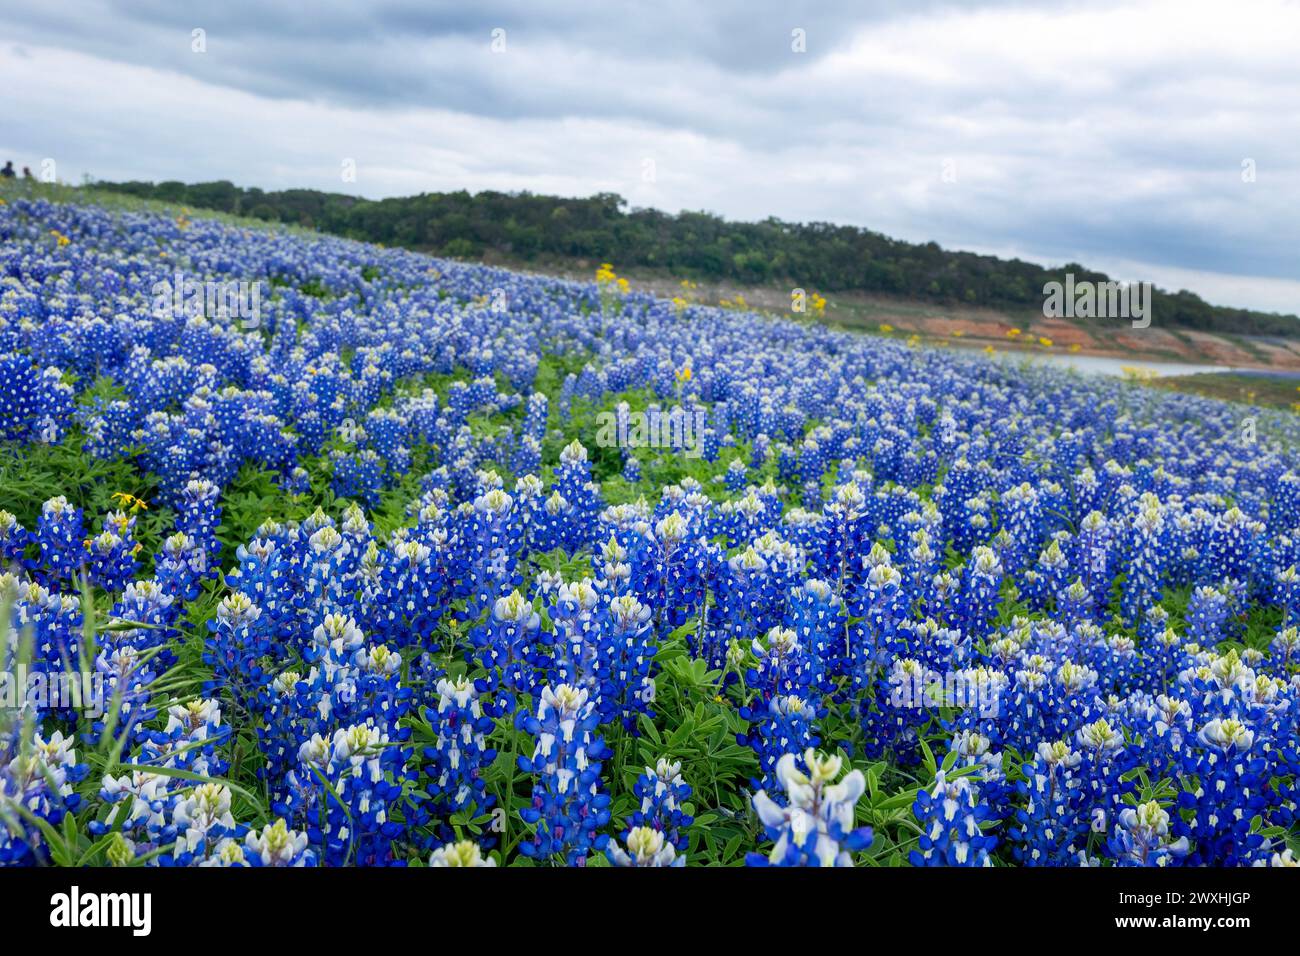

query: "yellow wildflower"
left=111, top=491, right=148, bottom=512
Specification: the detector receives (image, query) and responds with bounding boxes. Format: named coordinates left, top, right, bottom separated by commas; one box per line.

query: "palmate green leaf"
left=666, top=620, right=697, bottom=644
left=877, top=789, right=921, bottom=812
left=865, top=761, right=886, bottom=798
left=722, top=833, right=744, bottom=862
left=638, top=713, right=662, bottom=745
left=917, top=735, right=937, bottom=780
left=653, top=644, right=688, bottom=665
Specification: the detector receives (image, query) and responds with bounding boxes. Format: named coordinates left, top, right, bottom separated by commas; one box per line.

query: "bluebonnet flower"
left=745, top=625, right=820, bottom=702
left=171, top=782, right=245, bottom=866
left=747, top=750, right=872, bottom=867
left=471, top=590, right=551, bottom=707
left=1270, top=625, right=1300, bottom=672
left=516, top=684, right=612, bottom=865
left=706, top=546, right=780, bottom=669
left=724, top=458, right=748, bottom=492
left=330, top=448, right=385, bottom=507
left=1056, top=578, right=1096, bottom=626
left=955, top=546, right=1003, bottom=641
left=1021, top=537, right=1070, bottom=613
left=175, top=479, right=223, bottom=565
left=8, top=579, right=84, bottom=669
left=551, top=441, right=603, bottom=552
left=0, top=511, right=30, bottom=569
left=244, top=818, right=317, bottom=867
left=1197, top=507, right=1262, bottom=586
left=1011, top=740, right=1092, bottom=866
left=85, top=522, right=139, bottom=595
left=785, top=579, right=846, bottom=692
left=626, top=757, right=693, bottom=852
left=422, top=676, right=497, bottom=830
left=910, top=770, right=998, bottom=866
left=643, top=511, right=711, bottom=631
left=948, top=729, right=1012, bottom=805
left=1176, top=716, right=1271, bottom=865
left=91, top=700, right=234, bottom=864
left=289, top=722, right=414, bottom=866
left=428, top=839, right=497, bottom=866
left=1108, top=800, right=1189, bottom=867
left=1120, top=495, right=1168, bottom=625
left=522, top=391, right=548, bottom=440
left=997, top=482, right=1045, bottom=573
left=0, top=357, right=74, bottom=443
left=155, top=531, right=211, bottom=602
left=591, top=593, right=657, bottom=730
left=1186, top=584, right=1230, bottom=645
left=0, top=730, right=89, bottom=865
left=740, top=693, right=821, bottom=795
left=608, top=826, right=682, bottom=866
left=459, top=487, right=523, bottom=620
left=368, top=538, right=448, bottom=651
left=618, top=455, right=639, bottom=486
left=1271, top=565, right=1300, bottom=625
left=32, top=496, right=86, bottom=583
left=204, top=592, right=273, bottom=711
left=852, top=544, right=908, bottom=680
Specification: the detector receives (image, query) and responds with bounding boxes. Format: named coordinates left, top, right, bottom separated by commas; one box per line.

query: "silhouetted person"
left=0, top=161, right=14, bottom=179
left=22, top=166, right=33, bottom=180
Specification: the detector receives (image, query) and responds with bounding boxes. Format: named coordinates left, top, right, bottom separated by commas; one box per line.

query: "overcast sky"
left=2, top=0, right=1297, bottom=313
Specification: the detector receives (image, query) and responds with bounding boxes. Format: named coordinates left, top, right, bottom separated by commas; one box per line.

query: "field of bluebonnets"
left=2, top=186, right=1300, bottom=869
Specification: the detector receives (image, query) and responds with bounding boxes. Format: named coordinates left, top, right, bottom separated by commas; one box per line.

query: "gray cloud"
left=1, top=0, right=1296, bottom=312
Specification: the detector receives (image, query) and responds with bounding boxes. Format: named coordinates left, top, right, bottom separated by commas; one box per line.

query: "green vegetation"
left=1156, top=372, right=1300, bottom=409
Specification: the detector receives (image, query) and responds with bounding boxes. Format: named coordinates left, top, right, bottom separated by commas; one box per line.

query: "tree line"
left=93, top=179, right=1298, bottom=336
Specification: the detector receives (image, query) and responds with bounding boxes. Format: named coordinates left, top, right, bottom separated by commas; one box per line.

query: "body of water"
left=1010, top=352, right=1225, bottom=377
left=969, top=349, right=1300, bottom=379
